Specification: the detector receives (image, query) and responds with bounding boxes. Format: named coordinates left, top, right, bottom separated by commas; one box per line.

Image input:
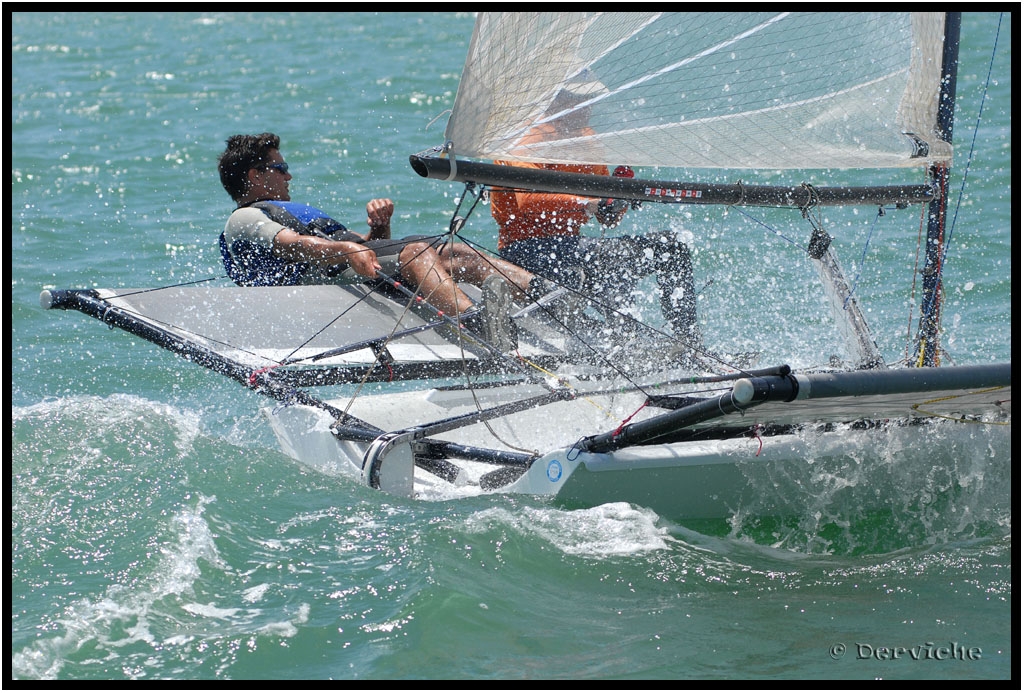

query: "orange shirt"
left=491, top=161, right=610, bottom=249
left=491, top=123, right=610, bottom=250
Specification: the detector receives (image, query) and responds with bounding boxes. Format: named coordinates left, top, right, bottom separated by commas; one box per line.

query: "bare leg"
left=438, top=243, right=541, bottom=302
left=398, top=242, right=476, bottom=316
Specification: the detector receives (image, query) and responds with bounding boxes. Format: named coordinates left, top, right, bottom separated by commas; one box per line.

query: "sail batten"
left=444, top=12, right=950, bottom=171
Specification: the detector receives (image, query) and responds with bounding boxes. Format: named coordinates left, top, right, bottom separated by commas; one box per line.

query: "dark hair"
left=218, top=132, right=281, bottom=202
left=548, top=89, right=591, bottom=114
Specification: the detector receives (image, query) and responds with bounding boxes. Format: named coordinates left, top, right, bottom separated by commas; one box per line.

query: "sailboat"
left=42, top=12, right=1010, bottom=522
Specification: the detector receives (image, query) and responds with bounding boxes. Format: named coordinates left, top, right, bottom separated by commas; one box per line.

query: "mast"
left=914, top=11, right=961, bottom=367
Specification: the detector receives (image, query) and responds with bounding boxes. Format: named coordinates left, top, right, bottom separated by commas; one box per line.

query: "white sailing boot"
left=480, top=274, right=517, bottom=351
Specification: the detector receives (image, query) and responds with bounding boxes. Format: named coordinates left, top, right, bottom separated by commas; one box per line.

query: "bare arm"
left=366, top=198, right=394, bottom=241
left=273, top=228, right=382, bottom=278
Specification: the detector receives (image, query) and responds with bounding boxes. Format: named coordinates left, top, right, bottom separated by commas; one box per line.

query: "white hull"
left=264, top=382, right=1011, bottom=521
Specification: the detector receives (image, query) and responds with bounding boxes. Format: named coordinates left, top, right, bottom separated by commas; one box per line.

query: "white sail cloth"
left=445, top=12, right=951, bottom=169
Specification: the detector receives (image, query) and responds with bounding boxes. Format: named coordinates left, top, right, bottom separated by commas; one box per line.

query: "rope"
left=910, top=386, right=1010, bottom=425
left=612, top=400, right=649, bottom=437
left=749, top=423, right=764, bottom=456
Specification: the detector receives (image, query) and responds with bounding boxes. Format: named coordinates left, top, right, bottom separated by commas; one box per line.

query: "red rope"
left=751, top=424, right=763, bottom=456
left=613, top=401, right=648, bottom=437
left=248, top=363, right=282, bottom=387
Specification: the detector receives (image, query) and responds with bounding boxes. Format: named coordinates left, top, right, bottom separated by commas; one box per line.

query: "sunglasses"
left=263, top=162, right=289, bottom=174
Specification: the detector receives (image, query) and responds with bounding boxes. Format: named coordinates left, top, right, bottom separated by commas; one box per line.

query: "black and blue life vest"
left=220, top=200, right=363, bottom=286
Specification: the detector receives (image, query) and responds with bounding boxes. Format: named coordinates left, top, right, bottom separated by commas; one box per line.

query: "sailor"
left=218, top=133, right=556, bottom=350
left=491, top=79, right=703, bottom=345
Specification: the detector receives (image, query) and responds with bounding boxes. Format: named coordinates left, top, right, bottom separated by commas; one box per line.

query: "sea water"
left=11, top=12, right=1014, bottom=681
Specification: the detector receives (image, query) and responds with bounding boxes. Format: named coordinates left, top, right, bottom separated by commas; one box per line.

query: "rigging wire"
left=96, top=274, right=226, bottom=298
left=844, top=206, right=890, bottom=312
left=732, top=206, right=804, bottom=249
left=943, top=12, right=1003, bottom=255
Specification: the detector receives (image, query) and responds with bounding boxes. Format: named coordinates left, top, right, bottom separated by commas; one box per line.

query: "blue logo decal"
left=546, top=459, right=563, bottom=482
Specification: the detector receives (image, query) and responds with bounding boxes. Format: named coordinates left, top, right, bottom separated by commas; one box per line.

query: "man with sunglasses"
left=218, top=133, right=556, bottom=350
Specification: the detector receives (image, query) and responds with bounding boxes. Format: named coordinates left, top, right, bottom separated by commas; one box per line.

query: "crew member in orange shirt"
left=491, top=87, right=701, bottom=342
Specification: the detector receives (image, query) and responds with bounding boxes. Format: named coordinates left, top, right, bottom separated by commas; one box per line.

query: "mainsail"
left=443, top=12, right=951, bottom=170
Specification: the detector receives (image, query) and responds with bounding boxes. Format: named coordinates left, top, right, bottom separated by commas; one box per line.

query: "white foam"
left=241, top=583, right=272, bottom=603
left=13, top=393, right=203, bottom=458
left=11, top=496, right=223, bottom=680
left=465, top=501, right=671, bottom=556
